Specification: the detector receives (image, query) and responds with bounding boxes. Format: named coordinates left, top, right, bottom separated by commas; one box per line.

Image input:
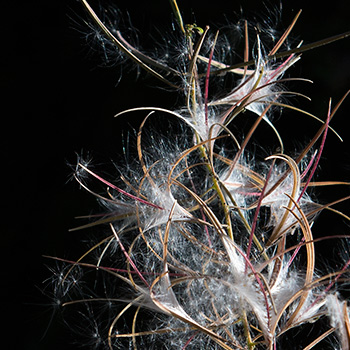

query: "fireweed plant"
left=50, top=0, right=350, bottom=349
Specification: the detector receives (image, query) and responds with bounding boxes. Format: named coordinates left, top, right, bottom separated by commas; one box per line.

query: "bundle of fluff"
left=50, top=1, right=350, bottom=349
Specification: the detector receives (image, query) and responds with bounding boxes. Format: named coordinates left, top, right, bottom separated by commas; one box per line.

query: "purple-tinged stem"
left=110, top=223, right=150, bottom=288
left=78, top=163, right=163, bottom=210
left=246, top=160, right=275, bottom=269
left=297, top=100, right=331, bottom=203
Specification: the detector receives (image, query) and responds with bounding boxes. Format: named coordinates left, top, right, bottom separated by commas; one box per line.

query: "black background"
left=2, top=0, right=350, bottom=349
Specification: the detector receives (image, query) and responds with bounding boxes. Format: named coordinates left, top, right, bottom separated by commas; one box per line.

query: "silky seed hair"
left=49, top=1, right=350, bottom=349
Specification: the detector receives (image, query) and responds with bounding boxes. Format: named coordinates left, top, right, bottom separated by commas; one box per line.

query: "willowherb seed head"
left=50, top=1, right=350, bottom=349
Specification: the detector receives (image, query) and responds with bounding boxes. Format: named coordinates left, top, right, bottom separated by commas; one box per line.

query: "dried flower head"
left=49, top=1, right=350, bottom=349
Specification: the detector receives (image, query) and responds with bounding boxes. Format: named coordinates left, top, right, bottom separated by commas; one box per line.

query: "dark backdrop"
left=2, top=1, right=349, bottom=349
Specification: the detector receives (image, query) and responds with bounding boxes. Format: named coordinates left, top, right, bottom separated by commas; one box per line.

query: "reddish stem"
left=246, top=160, right=275, bottom=267
left=297, top=100, right=331, bottom=203
left=110, top=223, right=150, bottom=287
left=79, top=163, right=163, bottom=210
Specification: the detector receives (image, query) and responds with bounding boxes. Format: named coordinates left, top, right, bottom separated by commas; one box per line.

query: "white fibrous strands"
left=49, top=1, right=350, bottom=349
